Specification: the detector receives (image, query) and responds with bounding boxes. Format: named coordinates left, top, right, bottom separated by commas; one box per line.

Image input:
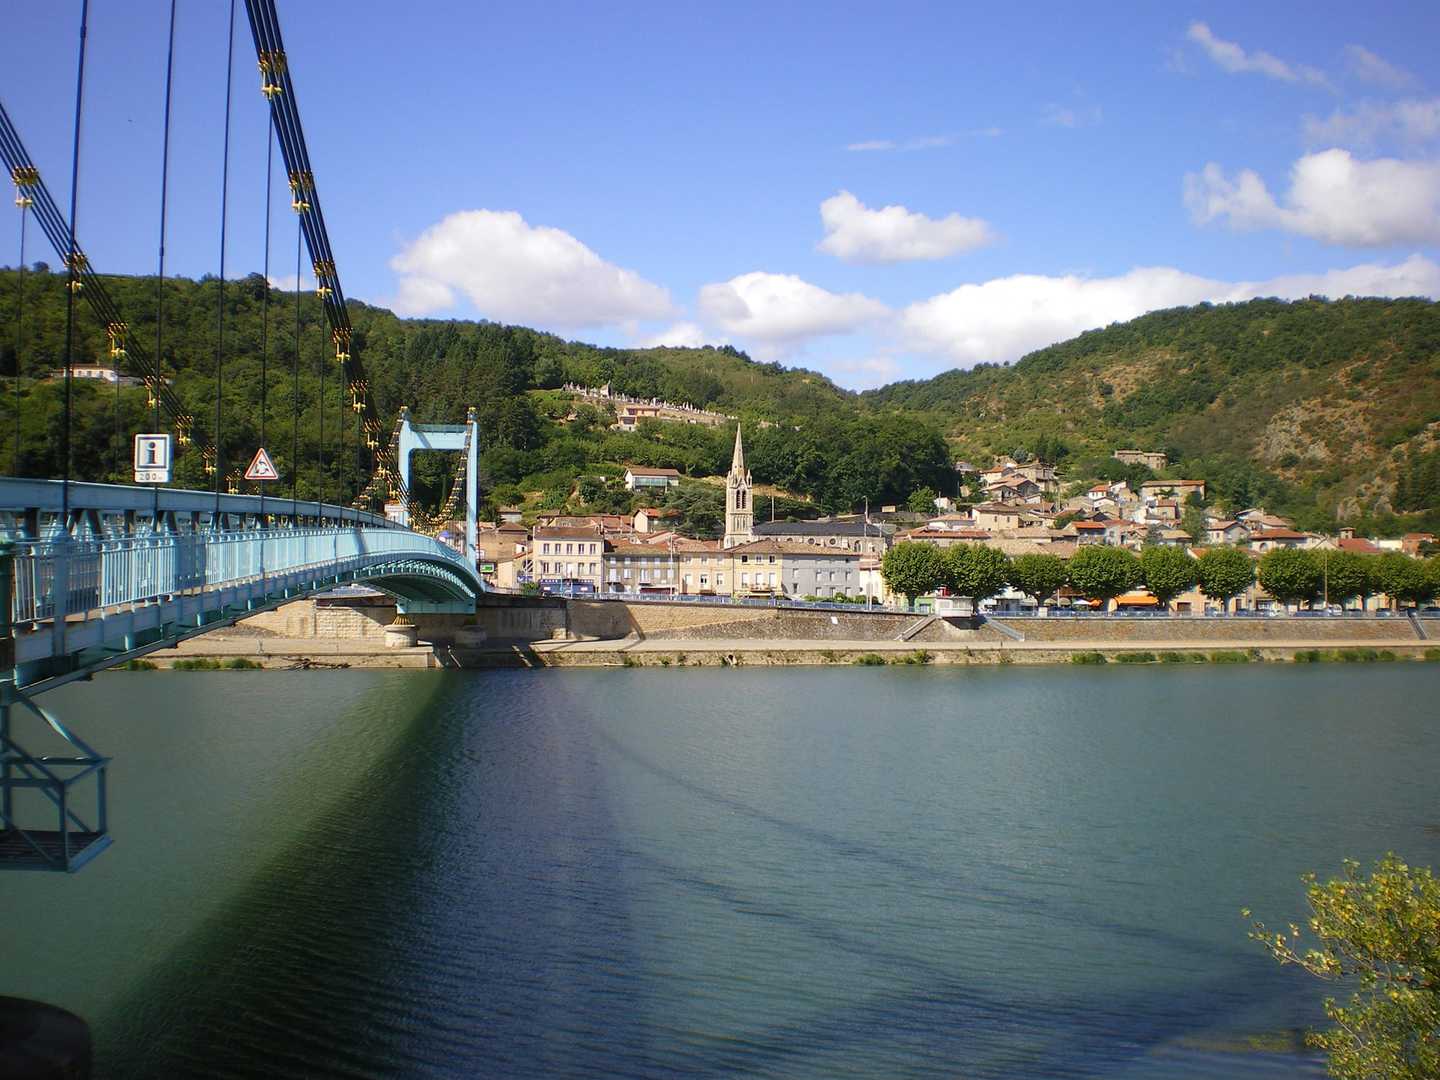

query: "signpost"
left=244, top=447, right=280, bottom=482
left=133, top=434, right=172, bottom=484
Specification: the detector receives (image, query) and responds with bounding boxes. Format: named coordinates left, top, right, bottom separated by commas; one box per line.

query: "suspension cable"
left=0, top=102, right=206, bottom=468
left=212, top=0, right=237, bottom=514
left=317, top=271, right=324, bottom=518
left=292, top=217, right=300, bottom=512
left=11, top=168, right=30, bottom=476
left=60, top=0, right=90, bottom=524
left=259, top=110, right=273, bottom=517
left=154, top=0, right=176, bottom=511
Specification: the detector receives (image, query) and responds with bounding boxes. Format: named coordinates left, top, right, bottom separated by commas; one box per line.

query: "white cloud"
left=1344, top=44, right=1417, bottom=91
left=899, top=256, right=1440, bottom=367
left=266, top=272, right=316, bottom=293
left=697, top=271, right=887, bottom=345
left=830, top=356, right=905, bottom=390
left=388, top=209, right=672, bottom=326
left=1186, top=21, right=1330, bottom=88
left=1303, top=99, right=1440, bottom=149
left=634, top=321, right=710, bottom=349
left=845, top=129, right=1000, bottom=152
left=1185, top=149, right=1440, bottom=246
left=817, top=191, right=996, bottom=263
left=1041, top=104, right=1103, bottom=129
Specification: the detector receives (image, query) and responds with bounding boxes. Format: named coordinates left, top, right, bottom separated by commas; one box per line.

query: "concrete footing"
left=0, top=996, right=91, bottom=1079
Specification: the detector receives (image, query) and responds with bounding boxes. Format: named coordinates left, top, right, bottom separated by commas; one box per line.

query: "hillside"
left=0, top=268, right=949, bottom=518
left=864, top=297, right=1440, bottom=531
left=4, top=268, right=1438, bottom=532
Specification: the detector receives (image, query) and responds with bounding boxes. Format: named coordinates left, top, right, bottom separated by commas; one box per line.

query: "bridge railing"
left=9, top=526, right=476, bottom=625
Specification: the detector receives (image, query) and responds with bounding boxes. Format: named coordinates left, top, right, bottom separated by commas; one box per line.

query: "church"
left=723, top=424, right=754, bottom=549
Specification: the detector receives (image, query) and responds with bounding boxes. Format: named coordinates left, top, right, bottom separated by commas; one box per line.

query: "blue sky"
left=5, top=2, right=1440, bottom=388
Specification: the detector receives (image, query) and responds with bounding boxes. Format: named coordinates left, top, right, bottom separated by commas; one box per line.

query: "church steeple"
left=723, top=424, right=754, bottom=548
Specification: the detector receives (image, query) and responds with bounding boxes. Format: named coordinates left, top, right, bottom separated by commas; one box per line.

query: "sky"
left=4, top=2, right=1440, bottom=389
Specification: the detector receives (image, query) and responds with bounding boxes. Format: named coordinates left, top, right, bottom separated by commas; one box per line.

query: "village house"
left=989, top=476, right=1044, bottom=504
left=1139, top=479, right=1206, bottom=502
left=1402, top=532, right=1436, bottom=556
left=634, top=507, right=681, bottom=533
left=1112, top=449, right=1167, bottom=471
left=753, top=518, right=891, bottom=556
left=614, top=403, right=664, bottom=431
left=1206, top=519, right=1249, bottom=545
left=1247, top=528, right=1314, bottom=553
left=531, top=525, right=605, bottom=592
left=900, top=526, right=993, bottom=548
left=726, top=540, right=862, bottom=599
left=970, top=503, right=1032, bottom=533
left=623, top=466, right=682, bottom=492
left=603, top=542, right=681, bottom=593
left=672, top=538, right=728, bottom=595
left=1069, top=520, right=1109, bottom=545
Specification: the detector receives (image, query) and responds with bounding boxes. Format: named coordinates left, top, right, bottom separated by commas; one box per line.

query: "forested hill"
left=864, top=297, right=1440, bottom=529
left=0, top=267, right=951, bottom=516
left=2, top=267, right=1438, bottom=530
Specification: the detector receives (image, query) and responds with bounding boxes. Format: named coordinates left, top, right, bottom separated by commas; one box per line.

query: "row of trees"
left=1255, top=547, right=1440, bottom=608
left=879, top=541, right=1440, bottom=610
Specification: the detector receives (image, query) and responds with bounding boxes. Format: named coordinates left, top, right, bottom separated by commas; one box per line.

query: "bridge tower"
left=394, top=407, right=480, bottom=564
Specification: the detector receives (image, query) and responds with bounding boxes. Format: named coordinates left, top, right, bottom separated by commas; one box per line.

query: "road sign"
left=244, top=447, right=280, bottom=482
left=133, top=433, right=171, bottom=484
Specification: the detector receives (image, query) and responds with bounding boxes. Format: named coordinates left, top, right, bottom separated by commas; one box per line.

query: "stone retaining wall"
left=990, top=617, right=1418, bottom=643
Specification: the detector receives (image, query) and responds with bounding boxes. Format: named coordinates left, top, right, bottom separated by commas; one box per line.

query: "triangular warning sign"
left=244, top=447, right=280, bottom=481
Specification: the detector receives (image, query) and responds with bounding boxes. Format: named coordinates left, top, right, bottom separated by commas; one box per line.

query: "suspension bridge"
left=1, top=2, right=487, bottom=870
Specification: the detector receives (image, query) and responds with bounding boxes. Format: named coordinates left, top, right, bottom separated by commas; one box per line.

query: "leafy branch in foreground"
left=1244, top=853, right=1439, bottom=1079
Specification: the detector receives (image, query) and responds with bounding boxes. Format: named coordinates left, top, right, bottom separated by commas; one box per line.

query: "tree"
left=1372, top=552, right=1439, bottom=608
left=1322, top=550, right=1376, bottom=608
left=906, top=486, right=940, bottom=514
left=1246, top=854, right=1440, bottom=1080
left=1196, top=546, right=1254, bottom=611
left=1181, top=505, right=1208, bottom=543
left=942, top=543, right=1011, bottom=606
left=1066, top=545, right=1142, bottom=607
left=1139, top=545, right=1198, bottom=608
left=881, top=542, right=945, bottom=605
left=1008, top=552, right=1069, bottom=607
left=1258, top=548, right=1323, bottom=608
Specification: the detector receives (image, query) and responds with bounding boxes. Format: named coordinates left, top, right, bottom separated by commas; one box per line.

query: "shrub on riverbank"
left=1296, top=647, right=1405, bottom=663
left=1209, top=650, right=1252, bottom=663
left=1158, top=651, right=1205, bottom=663
left=852, top=653, right=887, bottom=666
left=1071, top=651, right=1107, bottom=665
left=119, top=658, right=157, bottom=671
left=893, top=649, right=933, bottom=665
left=1115, top=651, right=1157, bottom=664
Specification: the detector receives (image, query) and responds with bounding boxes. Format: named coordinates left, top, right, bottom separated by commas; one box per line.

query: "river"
left=4, top=665, right=1438, bottom=1078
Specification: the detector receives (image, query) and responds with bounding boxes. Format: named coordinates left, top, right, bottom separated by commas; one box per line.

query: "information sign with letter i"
left=133, top=433, right=172, bottom=484
left=245, top=447, right=280, bottom=482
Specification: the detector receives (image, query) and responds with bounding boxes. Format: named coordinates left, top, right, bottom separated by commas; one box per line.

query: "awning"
left=1115, top=591, right=1160, bottom=606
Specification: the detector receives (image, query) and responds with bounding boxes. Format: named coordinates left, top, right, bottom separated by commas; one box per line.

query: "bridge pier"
left=0, top=996, right=92, bottom=1079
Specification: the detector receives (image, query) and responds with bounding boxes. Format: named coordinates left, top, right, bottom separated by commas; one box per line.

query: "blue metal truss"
left=0, top=477, right=485, bottom=871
